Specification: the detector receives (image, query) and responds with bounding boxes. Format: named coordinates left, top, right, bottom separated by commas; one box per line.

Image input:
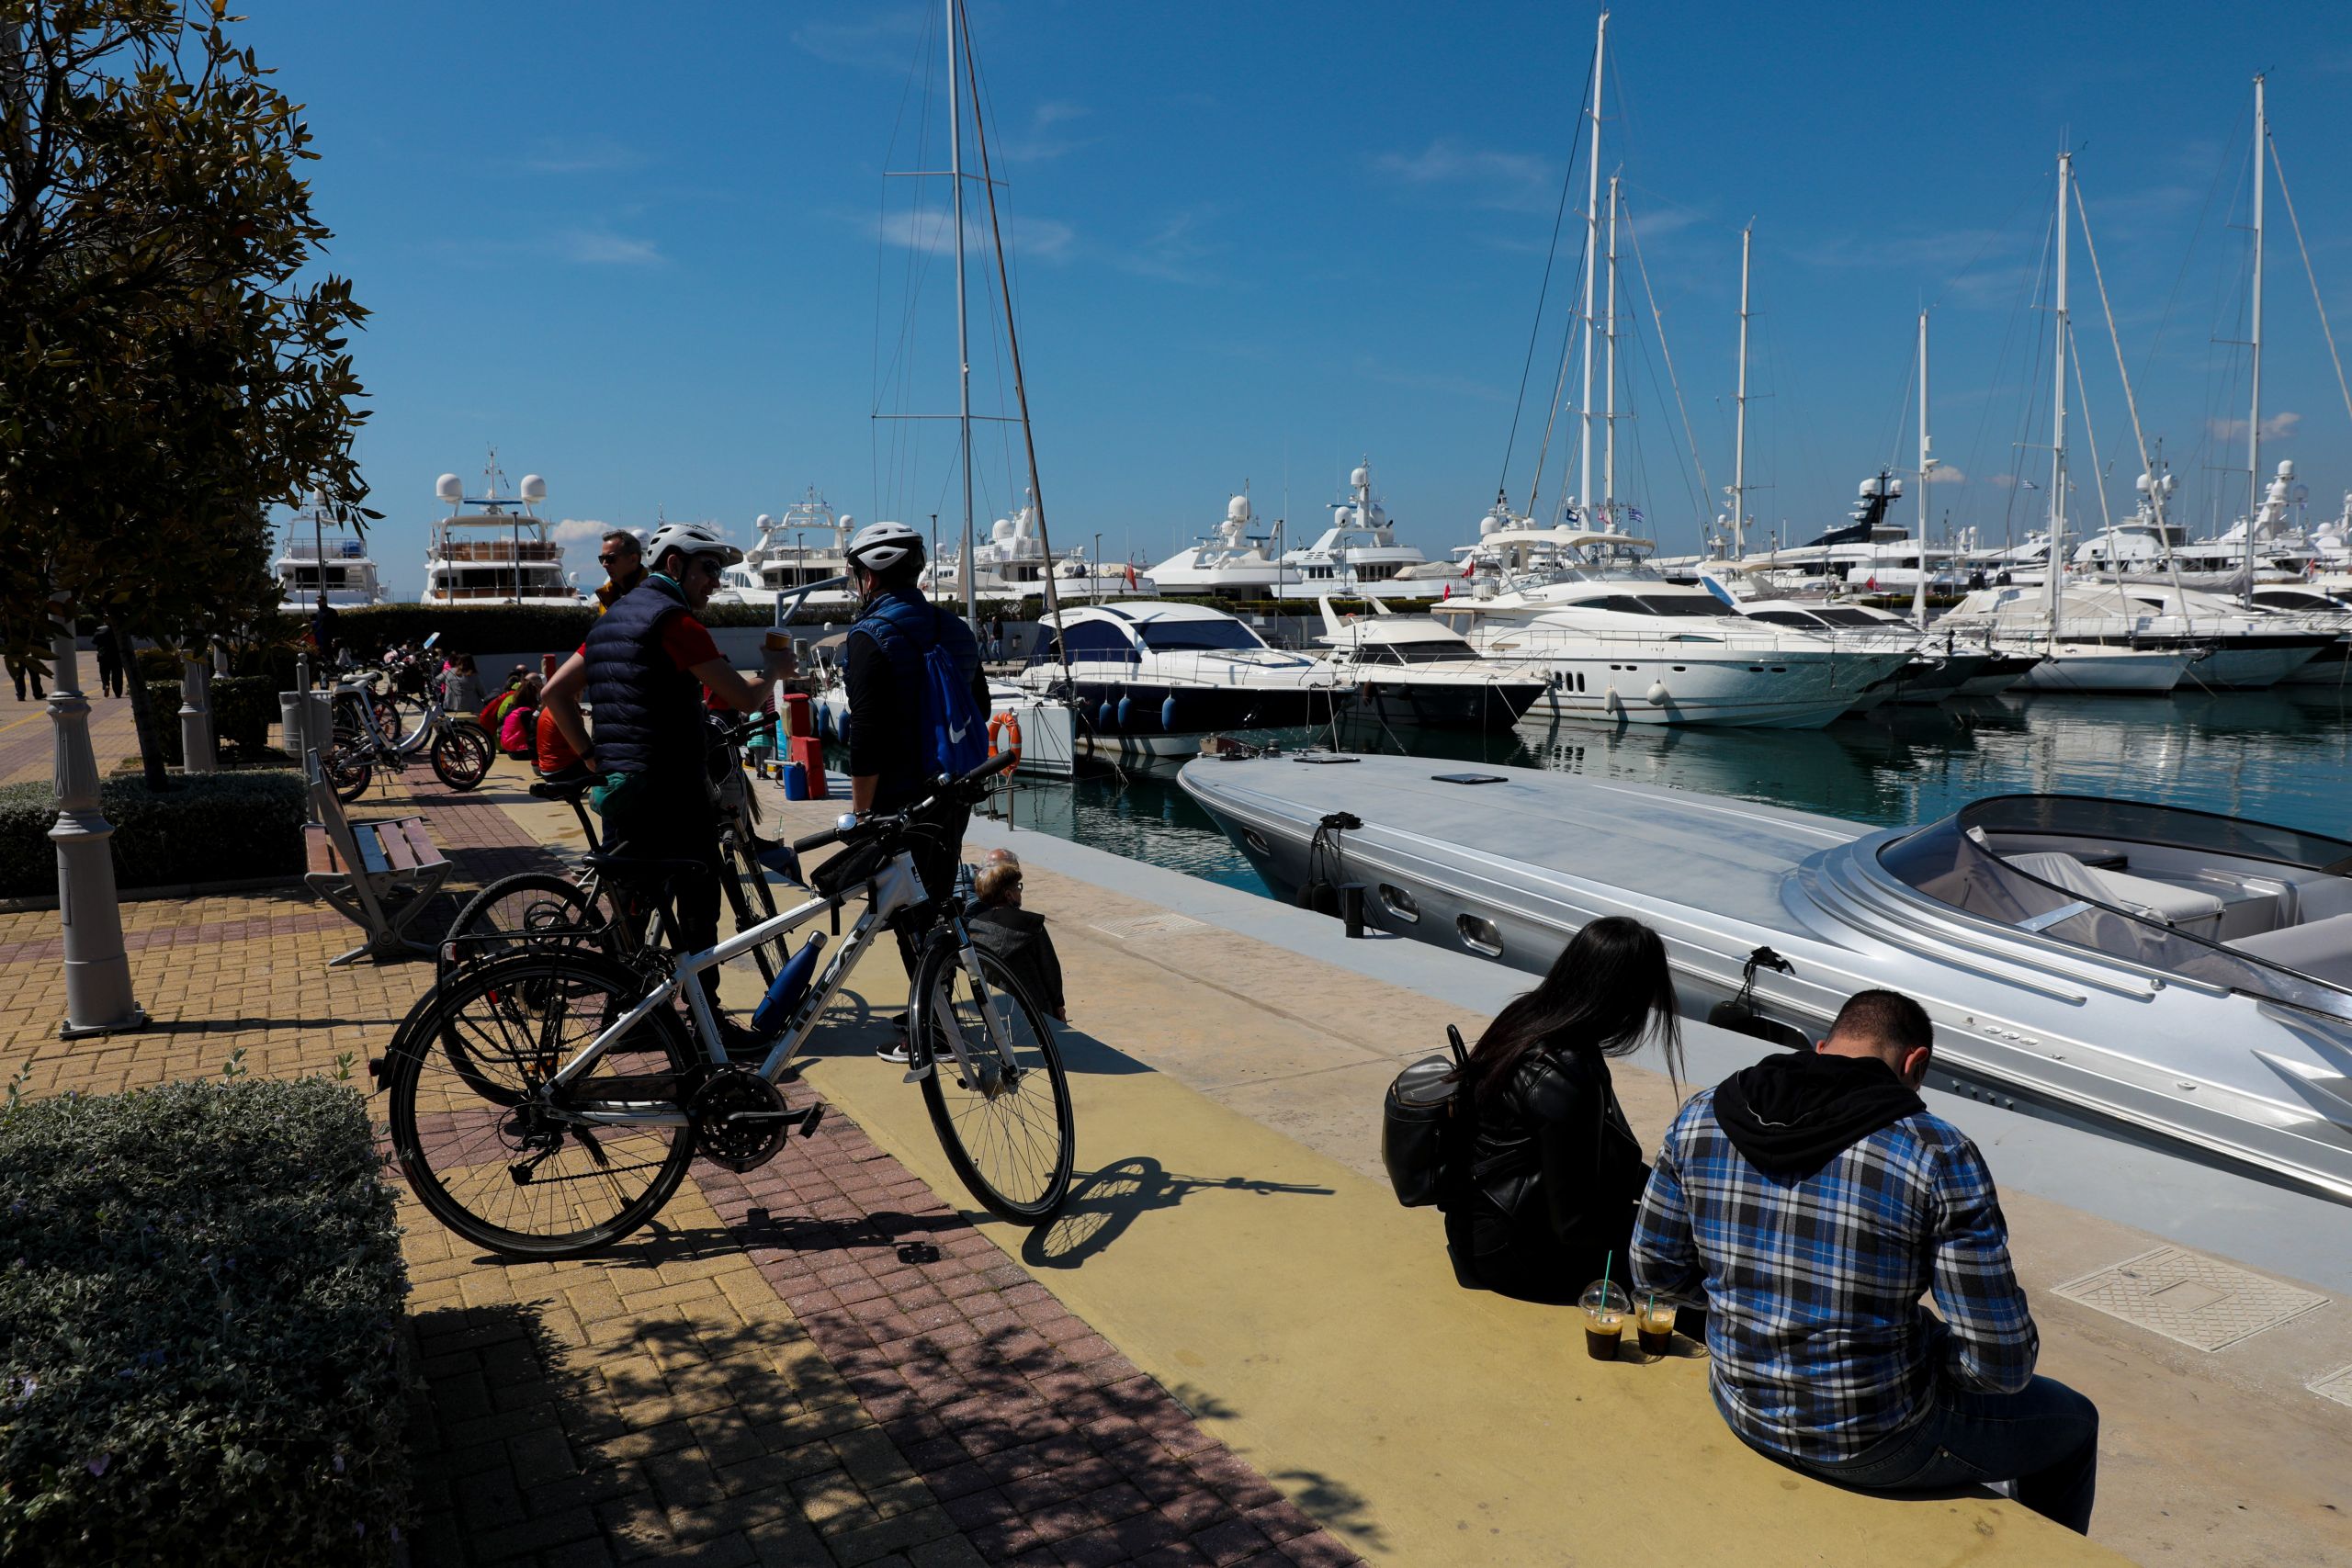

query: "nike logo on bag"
left=948, top=720, right=969, bottom=742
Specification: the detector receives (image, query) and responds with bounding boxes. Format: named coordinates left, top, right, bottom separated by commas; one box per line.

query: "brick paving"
left=0, top=753, right=1366, bottom=1567
left=0, top=689, right=141, bottom=784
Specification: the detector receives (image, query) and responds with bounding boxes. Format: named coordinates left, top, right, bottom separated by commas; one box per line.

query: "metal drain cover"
left=2052, top=1246, right=2327, bottom=1352
left=1090, top=912, right=1214, bottom=942
left=2308, top=1365, right=2352, bottom=1409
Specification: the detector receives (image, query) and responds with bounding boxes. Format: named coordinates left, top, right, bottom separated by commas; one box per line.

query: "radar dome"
left=1351, top=466, right=1369, bottom=489
left=518, top=474, right=548, bottom=503
left=991, top=517, right=1015, bottom=542
left=754, top=513, right=775, bottom=531
left=1859, top=478, right=1880, bottom=497
left=2135, top=473, right=2154, bottom=493
left=1227, top=494, right=1252, bottom=524
left=2278, top=459, right=2297, bottom=479
left=435, top=473, right=462, bottom=504
left=1479, top=512, right=1500, bottom=536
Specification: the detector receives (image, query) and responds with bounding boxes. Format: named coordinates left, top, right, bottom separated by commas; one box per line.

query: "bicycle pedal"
left=797, top=1103, right=826, bottom=1139
left=900, top=1062, right=934, bottom=1086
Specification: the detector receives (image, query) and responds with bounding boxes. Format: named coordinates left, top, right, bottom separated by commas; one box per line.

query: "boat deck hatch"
left=1432, top=773, right=1507, bottom=785
left=2052, top=1247, right=2326, bottom=1351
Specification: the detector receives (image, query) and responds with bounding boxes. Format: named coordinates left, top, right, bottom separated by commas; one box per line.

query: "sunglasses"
left=598, top=551, right=637, bottom=566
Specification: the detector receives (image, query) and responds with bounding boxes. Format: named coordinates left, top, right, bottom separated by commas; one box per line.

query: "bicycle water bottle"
left=751, top=932, right=827, bottom=1036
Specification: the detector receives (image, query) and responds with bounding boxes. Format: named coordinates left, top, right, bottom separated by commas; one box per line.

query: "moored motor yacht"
left=1309, top=598, right=1548, bottom=731
left=921, top=493, right=1155, bottom=606
left=421, top=461, right=585, bottom=608
left=1429, top=525, right=1914, bottom=728
left=1145, top=494, right=1285, bottom=599
left=1940, top=579, right=2329, bottom=690
left=717, top=490, right=860, bottom=613
left=1272, top=459, right=1442, bottom=603
left=276, top=491, right=387, bottom=609
left=1009, top=601, right=1351, bottom=755
left=1180, top=751, right=2352, bottom=1205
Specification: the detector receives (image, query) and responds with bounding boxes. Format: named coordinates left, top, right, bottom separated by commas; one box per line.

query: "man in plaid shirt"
left=1633, top=990, right=2099, bottom=1534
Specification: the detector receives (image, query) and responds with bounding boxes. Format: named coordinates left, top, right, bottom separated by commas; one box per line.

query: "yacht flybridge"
left=1429, top=525, right=1913, bottom=728
left=1182, top=753, right=2352, bottom=1206
left=1009, top=601, right=1349, bottom=755
left=717, top=490, right=858, bottom=613
left=421, top=463, right=584, bottom=608
left=922, top=494, right=1155, bottom=605
left=1147, top=494, right=1285, bottom=598
left=1274, top=460, right=1446, bottom=602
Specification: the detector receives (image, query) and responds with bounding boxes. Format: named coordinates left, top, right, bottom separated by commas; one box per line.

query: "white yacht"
left=1272, top=460, right=1444, bottom=602
left=420, top=463, right=584, bottom=608
left=1309, top=598, right=1549, bottom=730
left=1145, top=494, right=1285, bottom=598
left=275, top=493, right=387, bottom=609
left=1427, top=525, right=1913, bottom=728
left=1941, top=579, right=2330, bottom=690
left=1696, top=569, right=2026, bottom=705
left=1009, top=601, right=1350, bottom=755
left=922, top=494, right=1156, bottom=606
left=1670, top=473, right=1962, bottom=596
left=716, top=490, right=859, bottom=613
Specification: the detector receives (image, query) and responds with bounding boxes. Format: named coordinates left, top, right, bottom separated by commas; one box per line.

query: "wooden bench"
left=303, top=749, right=453, bottom=966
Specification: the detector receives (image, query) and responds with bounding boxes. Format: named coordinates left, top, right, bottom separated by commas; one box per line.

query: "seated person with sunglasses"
left=543, top=522, right=777, bottom=1055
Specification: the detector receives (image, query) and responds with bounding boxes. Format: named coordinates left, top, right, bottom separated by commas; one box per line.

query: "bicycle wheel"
left=388, top=950, right=697, bottom=1258
left=718, top=833, right=786, bottom=986
left=436, top=873, right=612, bottom=983
left=322, top=746, right=372, bottom=802
left=431, top=726, right=491, bottom=790
left=911, top=940, right=1075, bottom=1224
left=371, top=693, right=403, bottom=742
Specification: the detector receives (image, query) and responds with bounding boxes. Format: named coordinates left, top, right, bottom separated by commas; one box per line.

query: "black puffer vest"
left=582, top=575, right=704, bottom=784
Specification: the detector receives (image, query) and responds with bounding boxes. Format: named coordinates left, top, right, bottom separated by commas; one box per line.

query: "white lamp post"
left=47, top=591, right=145, bottom=1038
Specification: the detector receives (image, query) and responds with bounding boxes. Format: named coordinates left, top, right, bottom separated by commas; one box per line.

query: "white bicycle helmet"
left=846, top=519, right=925, bottom=575
left=646, top=520, right=743, bottom=571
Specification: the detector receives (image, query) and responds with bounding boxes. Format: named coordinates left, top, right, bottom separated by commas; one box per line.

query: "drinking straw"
left=1600, top=1251, right=1613, bottom=1307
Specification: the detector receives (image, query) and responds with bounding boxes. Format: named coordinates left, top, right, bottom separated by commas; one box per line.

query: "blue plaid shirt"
left=1632, top=1088, right=2039, bottom=1462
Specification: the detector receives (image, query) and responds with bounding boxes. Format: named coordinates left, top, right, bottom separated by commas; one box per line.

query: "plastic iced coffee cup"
left=1578, top=1280, right=1630, bottom=1361
left=761, top=630, right=797, bottom=676
left=1637, top=1298, right=1678, bottom=1357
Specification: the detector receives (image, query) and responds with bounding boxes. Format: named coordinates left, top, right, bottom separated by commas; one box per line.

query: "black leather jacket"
left=1453, top=1043, right=1647, bottom=1282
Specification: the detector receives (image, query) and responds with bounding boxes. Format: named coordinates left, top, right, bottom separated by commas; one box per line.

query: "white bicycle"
left=380, top=750, right=1074, bottom=1258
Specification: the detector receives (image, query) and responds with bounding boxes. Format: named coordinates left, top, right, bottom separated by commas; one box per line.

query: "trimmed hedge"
left=137, top=676, right=278, bottom=764
left=0, top=1077, right=411, bottom=1565
left=0, top=770, right=307, bottom=897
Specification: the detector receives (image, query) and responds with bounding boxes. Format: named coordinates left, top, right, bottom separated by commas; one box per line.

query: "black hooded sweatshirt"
left=1712, top=1051, right=1927, bottom=1179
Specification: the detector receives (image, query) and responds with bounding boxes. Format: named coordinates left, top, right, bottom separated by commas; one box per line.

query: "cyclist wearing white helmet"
left=541, top=520, right=774, bottom=1053
left=842, top=519, right=989, bottom=1062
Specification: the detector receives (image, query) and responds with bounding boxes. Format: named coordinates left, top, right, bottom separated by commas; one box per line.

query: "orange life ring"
left=988, top=710, right=1022, bottom=758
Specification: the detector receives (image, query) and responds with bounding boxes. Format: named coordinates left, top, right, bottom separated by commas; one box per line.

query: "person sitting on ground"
left=1631, top=989, right=2098, bottom=1535
left=1442, top=916, right=1681, bottom=1304
left=439, top=653, right=481, bottom=716
left=499, top=674, right=543, bottom=759
left=965, top=852, right=1066, bottom=1023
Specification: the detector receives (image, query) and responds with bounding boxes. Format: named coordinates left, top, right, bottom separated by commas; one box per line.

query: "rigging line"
left=2000, top=201, right=2059, bottom=550
left=2267, top=137, right=2352, bottom=435
left=959, top=5, right=1075, bottom=682
left=1961, top=190, right=2051, bottom=546
left=1622, top=197, right=1713, bottom=530
left=1496, top=43, right=1596, bottom=502
left=1528, top=224, right=1594, bottom=522
left=2139, top=95, right=2250, bottom=394
left=1623, top=271, right=1701, bottom=532
left=1884, top=330, right=1920, bottom=479
left=872, top=4, right=938, bottom=516
left=2070, top=325, right=2113, bottom=534
left=2073, top=175, right=2164, bottom=506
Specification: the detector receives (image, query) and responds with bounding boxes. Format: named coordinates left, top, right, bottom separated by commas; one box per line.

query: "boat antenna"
left=1915, top=309, right=1929, bottom=630
left=2245, top=73, right=2265, bottom=611
left=1733, top=222, right=1752, bottom=558
left=1576, top=11, right=1608, bottom=514
left=2046, top=148, right=2071, bottom=649
left=956, top=0, right=1075, bottom=701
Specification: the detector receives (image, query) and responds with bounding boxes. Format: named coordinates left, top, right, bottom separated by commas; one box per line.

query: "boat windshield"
left=1586, top=594, right=1737, bottom=618
left=1879, top=795, right=2352, bottom=1021
left=1136, top=619, right=1267, bottom=653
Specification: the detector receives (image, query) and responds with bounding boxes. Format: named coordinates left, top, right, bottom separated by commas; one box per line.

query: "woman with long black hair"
left=1445, top=915, right=1682, bottom=1304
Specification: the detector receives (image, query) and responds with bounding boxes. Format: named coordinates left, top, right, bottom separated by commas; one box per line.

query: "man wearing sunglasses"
left=543, top=521, right=775, bottom=1055
left=594, top=529, right=646, bottom=614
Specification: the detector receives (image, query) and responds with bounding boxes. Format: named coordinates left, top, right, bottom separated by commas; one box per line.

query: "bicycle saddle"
left=530, top=773, right=596, bottom=802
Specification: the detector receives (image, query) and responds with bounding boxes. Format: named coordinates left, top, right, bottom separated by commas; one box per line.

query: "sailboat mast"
left=1577, top=11, right=1607, bottom=514
left=1916, top=309, right=1930, bottom=630
left=948, top=0, right=976, bottom=628
left=1733, top=224, right=1751, bottom=557
left=2246, top=73, right=2266, bottom=609
left=2048, top=151, right=2071, bottom=639
left=1603, top=175, right=1619, bottom=517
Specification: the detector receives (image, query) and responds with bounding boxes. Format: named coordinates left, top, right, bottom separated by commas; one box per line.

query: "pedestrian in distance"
left=92, top=622, right=122, bottom=699
left=1633, top=989, right=2098, bottom=1534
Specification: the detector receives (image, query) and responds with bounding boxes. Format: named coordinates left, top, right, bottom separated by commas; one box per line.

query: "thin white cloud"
left=559, top=228, right=662, bottom=266
left=999, top=102, right=1092, bottom=164
left=551, top=518, right=616, bottom=549
left=1374, top=137, right=1555, bottom=212
left=1924, top=464, right=1966, bottom=484
left=1356, top=357, right=1510, bottom=405
left=791, top=9, right=925, bottom=71
left=876, top=208, right=1074, bottom=264
left=519, top=137, right=647, bottom=175
left=2208, top=412, right=2301, bottom=442
left=1114, top=208, right=1223, bottom=286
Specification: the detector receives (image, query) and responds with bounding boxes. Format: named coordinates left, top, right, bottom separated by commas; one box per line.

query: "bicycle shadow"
left=1021, top=1154, right=1334, bottom=1271
left=794, top=990, right=1153, bottom=1078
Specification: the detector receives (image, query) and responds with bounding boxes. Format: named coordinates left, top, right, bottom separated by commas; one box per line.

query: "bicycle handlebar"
left=786, top=748, right=1019, bottom=857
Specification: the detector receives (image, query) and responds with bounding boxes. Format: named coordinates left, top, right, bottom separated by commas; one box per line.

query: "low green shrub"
left=0, top=770, right=306, bottom=897
left=132, top=648, right=182, bottom=682
left=0, top=1076, right=411, bottom=1566
left=137, top=677, right=278, bottom=764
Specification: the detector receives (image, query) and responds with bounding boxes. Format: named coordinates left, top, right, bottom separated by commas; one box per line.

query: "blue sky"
left=242, top=1, right=2352, bottom=595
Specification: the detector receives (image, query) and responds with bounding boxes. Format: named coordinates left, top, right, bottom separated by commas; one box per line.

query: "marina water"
left=964, top=688, right=2352, bottom=895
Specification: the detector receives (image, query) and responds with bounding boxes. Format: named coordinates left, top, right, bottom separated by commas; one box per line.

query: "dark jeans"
left=604, top=780, right=722, bottom=1005
left=1754, top=1375, right=2098, bottom=1534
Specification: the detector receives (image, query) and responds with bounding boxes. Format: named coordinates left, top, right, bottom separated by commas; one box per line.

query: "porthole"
left=1770, top=666, right=1787, bottom=673
left=1456, top=913, right=1503, bottom=956
left=1380, top=884, right=1420, bottom=922
left=1241, top=829, right=1269, bottom=855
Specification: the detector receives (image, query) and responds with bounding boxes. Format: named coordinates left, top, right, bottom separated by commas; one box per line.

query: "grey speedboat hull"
left=1179, top=752, right=2352, bottom=1203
